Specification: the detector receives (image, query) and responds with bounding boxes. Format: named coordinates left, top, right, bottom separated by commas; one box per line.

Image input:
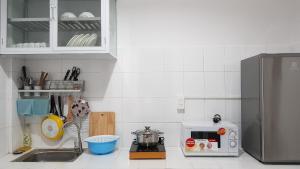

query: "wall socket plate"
left=177, top=96, right=185, bottom=112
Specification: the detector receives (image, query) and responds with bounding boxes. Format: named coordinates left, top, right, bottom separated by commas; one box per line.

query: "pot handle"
left=159, top=137, right=165, bottom=144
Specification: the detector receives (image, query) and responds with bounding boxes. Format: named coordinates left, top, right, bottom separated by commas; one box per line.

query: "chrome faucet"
left=63, top=121, right=83, bottom=153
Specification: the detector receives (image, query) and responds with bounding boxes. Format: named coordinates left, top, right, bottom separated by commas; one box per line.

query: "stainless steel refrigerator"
left=241, top=53, right=300, bottom=163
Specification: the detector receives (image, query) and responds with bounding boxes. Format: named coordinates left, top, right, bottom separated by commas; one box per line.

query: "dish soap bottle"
left=23, top=123, right=32, bottom=148
left=12, top=123, right=32, bottom=154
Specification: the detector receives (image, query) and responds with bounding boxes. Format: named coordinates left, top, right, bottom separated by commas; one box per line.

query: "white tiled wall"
left=0, top=57, right=9, bottom=157
left=10, top=58, right=26, bottom=153
left=6, top=0, right=300, bottom=149
left=0, top=57, right=25, bottom=156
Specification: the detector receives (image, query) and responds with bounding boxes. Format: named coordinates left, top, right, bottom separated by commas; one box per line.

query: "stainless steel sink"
left=12, top=149, right=83, bottom=162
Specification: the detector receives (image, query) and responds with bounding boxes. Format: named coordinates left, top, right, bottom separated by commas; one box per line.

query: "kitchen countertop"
left=0, top=147, right=299, bottom=169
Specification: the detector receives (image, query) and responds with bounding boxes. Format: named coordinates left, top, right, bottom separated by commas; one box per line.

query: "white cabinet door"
left=0, top=0, right=116, bottom=56
left=54, top=0, right=106, bottom=52
left=1, top=0, right=52, bottom=54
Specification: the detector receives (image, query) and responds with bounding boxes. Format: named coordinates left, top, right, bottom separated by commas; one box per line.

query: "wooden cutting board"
left=89, top=112, right=115, bottom=136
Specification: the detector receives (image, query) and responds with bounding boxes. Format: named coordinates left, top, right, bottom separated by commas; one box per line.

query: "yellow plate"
left=42, top=114, right=64, bottom=141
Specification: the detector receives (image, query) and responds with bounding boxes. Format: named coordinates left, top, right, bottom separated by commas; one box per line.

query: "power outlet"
left=177, top=96, right=185, bottom=112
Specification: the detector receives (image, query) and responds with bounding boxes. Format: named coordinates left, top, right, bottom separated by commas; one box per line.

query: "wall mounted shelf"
left=18, top=89, right=81, bottom=93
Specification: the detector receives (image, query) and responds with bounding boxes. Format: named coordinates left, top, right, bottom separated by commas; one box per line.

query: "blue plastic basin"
left=84, top=135, right=119, bottom=155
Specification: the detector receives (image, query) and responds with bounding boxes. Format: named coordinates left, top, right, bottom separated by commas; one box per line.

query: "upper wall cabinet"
left=0, top=0, right=116, bottom=57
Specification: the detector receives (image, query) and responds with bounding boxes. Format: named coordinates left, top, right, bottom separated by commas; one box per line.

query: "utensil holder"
left=24, top=86, right=31, bottom=97
left=33, top=86, right=41, bottom=97
left=45, top=80, right=84, bottom=91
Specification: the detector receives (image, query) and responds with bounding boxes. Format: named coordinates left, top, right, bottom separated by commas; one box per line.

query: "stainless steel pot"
left=131, top=126, right=164, bottom=147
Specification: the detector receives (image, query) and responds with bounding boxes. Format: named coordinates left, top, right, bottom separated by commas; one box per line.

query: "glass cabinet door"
left=6, top=0, right=50, bottom=48
left=57, top=0, right=102, bottom=48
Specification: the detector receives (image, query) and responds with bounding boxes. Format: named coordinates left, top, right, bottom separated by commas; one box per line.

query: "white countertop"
left=0, top=147, right=299, bottom=169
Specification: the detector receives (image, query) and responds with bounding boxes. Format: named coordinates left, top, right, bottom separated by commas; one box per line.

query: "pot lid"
left=133, top=126, right=163, bottom=135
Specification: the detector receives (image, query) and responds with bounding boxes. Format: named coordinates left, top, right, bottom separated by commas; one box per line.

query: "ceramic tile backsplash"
left=122, top=48, right=165, bottom=73
left=123, top=72, right=183, bottom=98
left=226, top=100, right=242, bottom=124
left=204, top=46, right=226, bottom=71
left=0, top=128, right=9, bottom=157
left=10, top=59, right=26, bottom=153
left=183, top=100, right=205, bottom=122
left=0, top=57, right=24, bottom=156
left=24, top=59, right=62, bottom=73
left=204, top=72, right=226, bottom=97
left=3, top=0, right=300, bottom=150
left=0, top=58, right=10, bottom=156
left=224, top=46, right=244, bottom=72
left=88, top=98, right=123, bottom=122
left=225, top=72, right=241, bottom=98
left=123, top=98, right=182, bottom=123
left=204, top=100, right=227, bottom=120
left=164, top=48, right=184, bottom=72
left=83, top=72, right=123, bottom=98
left=183, top=47, right=204, bottom=72
left=61, top=58, right=119, bottom=73
left=183, top=72, right=205, bottom=98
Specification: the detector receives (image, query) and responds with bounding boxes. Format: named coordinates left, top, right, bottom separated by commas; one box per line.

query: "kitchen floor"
left=0, top=147, right=299, bottom=169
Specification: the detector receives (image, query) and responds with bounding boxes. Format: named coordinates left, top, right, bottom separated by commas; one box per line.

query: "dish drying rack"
left=59, top=18, right=101, bottom=31
left=8, top=17, right=101, bottom=32
left=8, top=18, right=50, bottom=32
left=18, top=80, right=85, bottom=98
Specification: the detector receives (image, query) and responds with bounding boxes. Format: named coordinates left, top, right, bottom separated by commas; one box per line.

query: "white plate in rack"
left=83, top=34, right=94, bottom=46
left=71, top=34, right=85, bottom=46
left=79, top=34, right=91, bottom=46
left=84, top=33, right=98, bottom=46
left=66, top=34, right=79, bottom=47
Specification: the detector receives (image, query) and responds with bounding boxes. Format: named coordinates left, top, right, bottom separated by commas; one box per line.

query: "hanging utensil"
left=73, top=68, right=80, bottom=81
left=19, top=77, right=26, bottom=87
left=39, top=72, right=45, bottom=86
left=40, top=72, right=48, bottom=88
left=66, top=95, right=74, bottom=122
left=29, top=77, right=33, bottom=87
left=41, top=95, right=64, bottom=141
left=68, top=67, right=80, bottom=81
left=22, top=66, right=27, bottom=80
left=64, top=69, right=71, bottom=81
left=58, top=96, right=66, bottom=122
left=21, top=66, right=30, bottom=86
left=68, top=67, right=76, bottom=81
left=50, top=95, right=58, bottom=116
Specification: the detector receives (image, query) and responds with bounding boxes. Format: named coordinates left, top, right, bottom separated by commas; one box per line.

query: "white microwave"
left=181, top=121, right=239, bottom=156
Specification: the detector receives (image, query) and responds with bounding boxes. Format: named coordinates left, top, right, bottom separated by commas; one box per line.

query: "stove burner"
left=130, top=142, right=165, bottom=152
left=129, top=141, right=166, bottom=159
